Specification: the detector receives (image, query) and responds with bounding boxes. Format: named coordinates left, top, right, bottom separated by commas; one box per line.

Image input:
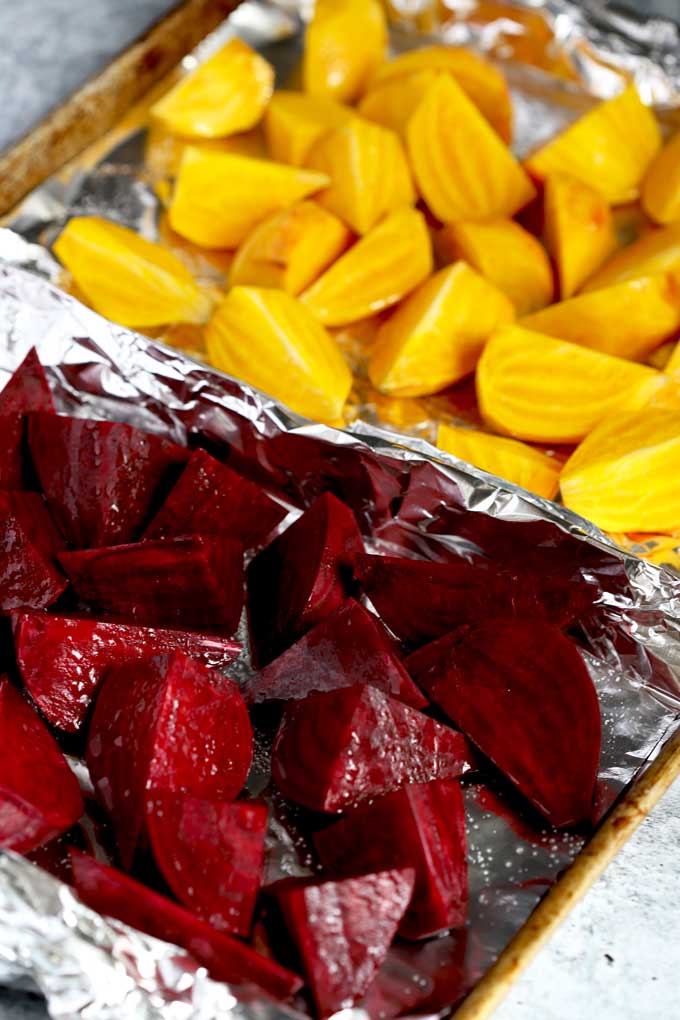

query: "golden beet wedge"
left=54, top=216, right=213, bottom=328
left=520, top=274, right=680, bottom=362
left=642, top=130, right=680, bottom=225
left=230, top=201, right=352, bottom=295
left=435, top=218, right=552, bottom=315
left=582, top=222, right=680, bottom=293
left=205, top=286, right=352, bottom=422
left=368, top=262, right=514, bottom=396
left=524, top=85, right=662, bottom=205
left=303, top=0, right=386, bottom=103
left=358, top=71, right=439, bottom=139
left=406, top=75, right=535, bottom=223
left=560, top=409, right=680, bottom=532
left=300, top=207, right=433, bottom=326
left=169, top=148, right=329, bottom=249
left=264, top=91, right=351, bottom=166
left=476, top=325, right=664, bottom=444
left=437, top=423, right=560, bottom=499
left=543, top=173, right=617, bottom=298
left=370, top=45, right=513, bottom=142
left=306, top=117, right=414, bottom=235
left=150, top=39, right=274, bottom=139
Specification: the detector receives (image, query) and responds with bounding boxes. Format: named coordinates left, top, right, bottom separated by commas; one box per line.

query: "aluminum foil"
left=0, top=250, right=679, bottom=1020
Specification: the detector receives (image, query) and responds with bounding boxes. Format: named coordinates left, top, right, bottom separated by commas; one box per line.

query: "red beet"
left=274, top=868, right=415, bottom=1016
left=12, top=611, right=242, bottom=732
left=144, top=448, right=287, bottom=550
left=0, top=678, right=83, bottom=853
left=28, top=413, right=188, bottom=548
left=70, top=851, right=302, bottom=999
left=315, top=780, right=467, bottom=939
left=0, top=491, right=67, bottom=610
left=245, top=599, right=427, bottom=709
left=407, top=619, right=602, bottom=827
left=0, top=414, right=27, bottom=489
left=86, top=650, right=252, bottom=867
left=0, top=348, right=54, bottom=415
left=59, top=535, right=243, bottom=631
left=247, top=492, right=364, bottom=666
left=147, top=792, right=267, bottom=937
left=271, top=684, right=474, bottom=813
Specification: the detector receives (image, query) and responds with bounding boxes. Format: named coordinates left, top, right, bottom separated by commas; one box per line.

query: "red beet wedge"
left=244, top=599, right=427, bottom=709
left=59, top=535, right=243, bottom=631
left=0, top=348, right=54, bottom=415
left=147, top=791, right=267, bottom=937
left=247, top=492, right=364, bottom=666
left=0, top=414, right=27, bottom=489
left=271, top=684, right=474, bottom=813
left=407, top=619, right=602, bottom=828
left=0, top=678, right=83, bottom=853
left=274, top=868, right=415, bottom=1017
left=86, top=650, right=252, bottom=867
left=0, top=491, right=67, bottom=610
left=28, top=413, right=188, bottom=548
left=70, top=851, right=302, bottom=999
left=315, top=780, right=467, bottom=939
left=12, top=611, right=242, bottom=732
left=144, top=448, right=287, bottom=550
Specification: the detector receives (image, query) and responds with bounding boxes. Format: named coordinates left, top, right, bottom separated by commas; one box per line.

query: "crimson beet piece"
left=144, top=448, right=287, bottom=550
left=0, top=491, right=67, bottom=611
left=271, top=684, right=474, bottom=813
left=0, top=678, right=83, bottom=853
left=70, top=851, right=301, bottom=999
left=247, top=492, right=364, bottom=666
left=315, top=780, right=467, bottom=939
left=86, top=650, right=252, bottom=867
left=59, top=535, right=243, bottom=631
left=408, top=619, right=602, bottom=828
left=28, top=413, right=188, bottom=548
left=147, top=791, right=267, bottom=938
left=0, top=414, right=27, bottom=489
left=274, top=868, right=415, bottom=1016
left=12, top=611, right=241, bottom=732
left=0, top=348, right=54, bottom=415
left=245, top=599, right=427, bottom=709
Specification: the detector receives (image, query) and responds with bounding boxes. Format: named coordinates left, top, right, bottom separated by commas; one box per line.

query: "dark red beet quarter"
left=407, top=619, right=602, bottom=828
left=271, top=684, right=474, bottom=813
left=0, top=348, right=54, bottom=415
left=0, top=491, right=66, bottom=611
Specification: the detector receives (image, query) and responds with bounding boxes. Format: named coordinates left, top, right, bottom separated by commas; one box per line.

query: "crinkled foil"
left=0, top=252, right=680, bottom=1020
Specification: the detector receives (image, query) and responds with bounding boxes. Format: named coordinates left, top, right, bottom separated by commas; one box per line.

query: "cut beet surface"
left=0, top=491, right=67, bottom=611
left=408, top=619, right=602, bottom=828
left=0, top=414, right=29, bottom=489
left=0, top=348, right=54, bottom=416
left=245, top=599, right=427, bottom=709
left=271, top=684, right=474, bottom=813
left=147, top=791, right=267, bottom=938
left=0, top=678, right=83, bottom=853
left=274, top=868, right=415, bottom=1017
left=144, top=448, right=287, bottom=550
left=86, top=650, right=252, bottom=867
left=248, top=492, right=364, bottom=666
left=70, top=851, right=302, bottom=999
left=28, top=413, right=188, bottom=548
left=59, top=535, right=243, bottom=632
left=12, top=611, right=242, bottom=732
left=315, top=780, right=467, bottom=939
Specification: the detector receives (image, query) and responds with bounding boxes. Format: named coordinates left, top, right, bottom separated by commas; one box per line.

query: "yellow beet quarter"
left=524, top=85, right=661, bottom=205
left=642, top=130, right=680, bottom=226
left=151, top=39, right=274, bottom=139
left=169, top=148, right=329, bottom=248
left=54, top=216, right=213, bottom=328
left=437, top=424, right=560, bottom=499
left=543, top=173, right=617, bottom=298
left=369, top=262, right=514, bottom=396
left=264, top=91, right=351, bottom=166
left=560, top=409, right=680, bottom=532
left=582, top=222, right=680, bottom=293
left=406, top=75, right=535, bottom=223
left=205, top=286, right=352, bottom=422
left=303, top=0, right=386, bottom=103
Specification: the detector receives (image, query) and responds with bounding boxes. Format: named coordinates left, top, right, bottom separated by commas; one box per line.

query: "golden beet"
left=642, top=130, right=680, bottom=225
left=264, top=91, right=351, bottom=166
left=303, top=0, right=386, bottom=103
left=437, top=424, right=560, bottom=499
left=582, top=222, right=680, bottom=293
left=543, top=173, right=617, bottom=298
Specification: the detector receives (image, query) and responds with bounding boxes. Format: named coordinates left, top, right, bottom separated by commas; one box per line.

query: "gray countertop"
left=1, top=1, right=680, bottom=1018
